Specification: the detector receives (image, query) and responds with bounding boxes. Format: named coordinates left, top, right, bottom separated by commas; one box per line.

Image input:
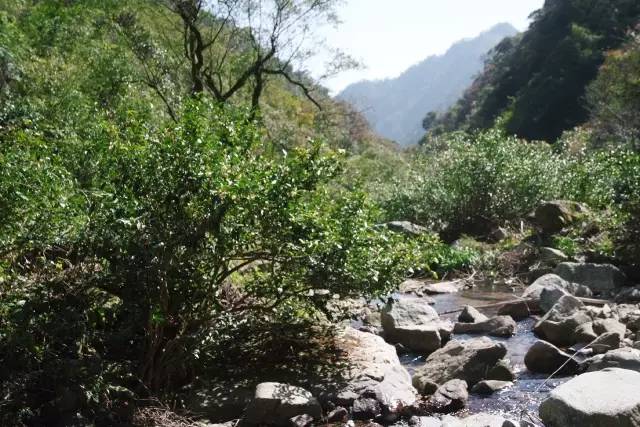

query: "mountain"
left=336, top=23, right=518, bottom=146
left=431, top=0, right=640, bottom=142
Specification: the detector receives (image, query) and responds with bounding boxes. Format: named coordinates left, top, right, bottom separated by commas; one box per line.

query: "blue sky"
left=313, top=0, right=544, bottom=94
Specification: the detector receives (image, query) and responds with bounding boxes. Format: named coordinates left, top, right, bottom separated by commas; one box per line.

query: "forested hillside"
left=3, top=1, right=640, bottom=426
left=337, top=23, right=517, bottom=145
left=428, top=0, right=640, bottom=142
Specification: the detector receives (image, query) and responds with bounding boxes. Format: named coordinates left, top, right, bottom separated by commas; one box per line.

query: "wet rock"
left=441, top=413, right=507, bottom=427
left=590, top=332, right=621, bottom=354
left=586, top=347, right=640, bottom=372
left=498, top=301, right=531, bottom=321
left=326, top=407, right=348, bottom=423
left=412, top=338, right=507, bottom=391
left=593, top=318, right=627, bottom=339
left=539, top=368, right=640, bottom=427
left=453, top=316, right=516, bottom=337
left=289, top=414, right=313, bottom=427
left=554, top=262, right=627, bottom=293
left=409, top=416, right=442, bottom=427
left=458, top=306, right=489, bottom=323
left=540, top=247, right=569, bottom=264
left=470, top=380, right=512, bottom=395
left=352, top=397, right=382, bottom=420
left=487, top=359, right=516, bottom=382
left=427, top=379, right=468, bottom=414
left=524, top=340, right=580, bottom=375
left=386, top=221, right=428, bottom=237
left=534, top=295, right=591, bottom=346
left=532, top=200, right=585, bottom=234
left=243, top=383, right=322, bottom=427
left=330, top=328, right=417, bottom=416
left=382, top=298, right=451, bottom=353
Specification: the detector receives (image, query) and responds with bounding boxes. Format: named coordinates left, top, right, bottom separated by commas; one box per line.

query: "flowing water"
left=399, top=286, right=573, bottom=423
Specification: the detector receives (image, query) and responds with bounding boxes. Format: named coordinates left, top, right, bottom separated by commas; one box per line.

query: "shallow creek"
left=400, top=286, right=572, bottom=422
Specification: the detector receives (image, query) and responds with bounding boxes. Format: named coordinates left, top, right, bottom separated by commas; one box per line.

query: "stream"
left=398, top=286, right=572, bottom=422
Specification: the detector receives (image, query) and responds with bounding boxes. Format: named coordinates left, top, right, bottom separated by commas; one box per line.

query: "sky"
left=312, top=0, right=545, bottom=94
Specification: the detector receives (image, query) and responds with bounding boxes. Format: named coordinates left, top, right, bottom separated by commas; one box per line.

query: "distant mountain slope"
left=336, top=23, right=518, bottom=146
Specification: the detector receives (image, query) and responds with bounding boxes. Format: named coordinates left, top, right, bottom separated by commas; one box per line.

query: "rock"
left=574, top=322, right=598, bottom=342
left=470, top=380, right=513, bottom=395
left=326, top=407, right=348, bottom=423
left=532, top=200, right=585, bottom=233
left=458, top=306, right=489, bottom=323
left=540, top=247, right=569, bottom=264
left=524, top=340, right=580, bottom=375
left=188, top=382, right=255, bottom=422
left=386, top=221, right=428, bottom=236
left=616, top=287, right=640, bottom=303
left=488, top=226, right=509, bottom=242
left=593, top=318, right=627, bottom=339
left=497, top=301, right=531, bottom=321
left=554, top=262, right=627, bottom=293
left=427, top=379, right=468, bottom=414
left=409, top=416, right=442, bottom=427
left=352, top=397, right=382, bottom=420
left=381, top=297, right=451, bottom=353
left=590, top=332, right=621, bottom=354
left=421, top=281, right=464, bottom=295
left=486, top=360, right=516, bottom=382
left=289, top=414, right=313, bottom=427
left=522, top=274, right=591, bottom=311
left=534, top=295, right=591, bottom=346
left=453, top=316, right=516, bottom=337
left=330, top=328, right=417, bottom=416
left=441, top=413, right=507, bottom=427
left=539, top=368, right=640, bottom=427
left=243, top=383, right=321, bottom=427
left=586, top=347, right=640, bottom=372
left=412, top=338, right=507, bottom=391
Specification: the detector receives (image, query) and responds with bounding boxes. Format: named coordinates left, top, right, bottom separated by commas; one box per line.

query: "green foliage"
left=431, top=0, right=640, bottom=141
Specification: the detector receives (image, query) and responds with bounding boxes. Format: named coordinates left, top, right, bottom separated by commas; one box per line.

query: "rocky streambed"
left=212, top=261, right=640, bottom=427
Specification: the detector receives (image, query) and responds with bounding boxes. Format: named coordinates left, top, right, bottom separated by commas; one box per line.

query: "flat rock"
left=458, top=306, right=489, bottom=323
left=586, top=347, right=640, bottom=372
left=539, top=368, right=640, bottom=427
left=421, top=281, right=464, bottom=295
left=453, top=316, right=516, bottom=337
left=522, top=274, right=591, bottom=312
left=524, top=340, right=580, bottom=375
left=554, top=262, right=627, bottom=293
left=243, top=383, right=321, bottom=427
left=441, top=413, right=507, bottom=427
left=412, top=338, right=507, bottom=392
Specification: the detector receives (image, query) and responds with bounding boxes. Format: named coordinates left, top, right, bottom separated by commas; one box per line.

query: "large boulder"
left=539, top=368, right=640, bottom=427
left=524, top=340, right=580, bottom=375
left=534, top=295, right=591, bottom=346
left=453, top=316, right=516, bottom=337
left=532, top=200, right=585, bottom=234
left=590, top=332, right=621, bottom=355
left=242, top=383, right=321, bottom=426
left=328, top=328, right=417, bottom=418
left=412, top=338, right=507, bottom=393
left=554, top=262, right=627, bottom=293
left=586, top=347, right=640, bottom=373
left=382, top=298, right=451, bottom=353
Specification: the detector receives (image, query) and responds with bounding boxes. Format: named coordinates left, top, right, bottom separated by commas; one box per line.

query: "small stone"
left=458, top=306, right=489, bottom=323
left=470, top=380, right=512, bottom=395
left=498, top=301, right=531, bottom=320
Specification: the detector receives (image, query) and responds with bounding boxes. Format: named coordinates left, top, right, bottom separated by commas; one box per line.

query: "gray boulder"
left=522, top=274, right=591, bottom=312
left=412, top=338, right=507, bottom=392
left=453, top=316, right=516, bottom=337
left=427, top=379, right=468, bottom=414
left=532, top=200, right=585, bottom=233
left=616, top=287, right=640, bottom=303
left=498, top=301, right=531, bottom=321
left=586, top=347, right=640, bottom=372
left=382, top=298, right=451, bottom=353
left=243, top=383, right=321, bottom=427
left=458, top=306, right=489, bottom=323
left=590, top=332, right=621, bottom=355
left=487, top=359, right=516, bottom=382
left=593, top=318, right=627, bottom=339
left=534, top=295, right=591, bottom=346
left=524, top=340, right=580, bottom=375
left=539, top=368, right=640, bottom=427
left=554, top=262, right=627, bottom=293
